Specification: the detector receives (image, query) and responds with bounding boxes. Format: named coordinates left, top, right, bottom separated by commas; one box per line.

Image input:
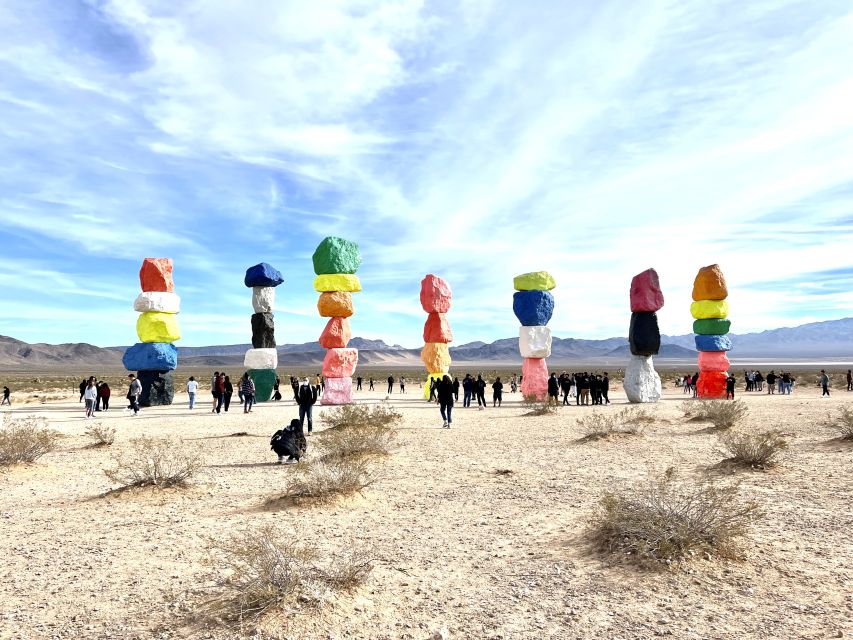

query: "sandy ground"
left=1, top=381, right=852, bottom=640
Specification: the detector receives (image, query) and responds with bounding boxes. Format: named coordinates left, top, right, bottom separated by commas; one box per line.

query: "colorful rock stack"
left=122, top=258, right=181, bottom=406
left=313, top=237, right=362, bottom=405
left=420, top=275, right=453, bottom=398
left=513, top=271, right=556, bottom=401
left=624, top=268, right=664, bottom=403
left=691, top=264, right=732, bottom=398
left=243, top=262, right=284, bottom=403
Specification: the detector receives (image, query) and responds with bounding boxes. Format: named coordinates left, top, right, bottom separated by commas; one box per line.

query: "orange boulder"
left=317, top=291, right=354, bottom=318
left=423, top=313, right=453, bottom=343
left=692, top=264, right=728, bottom=301
left=139, top=258, right=174, bottom=293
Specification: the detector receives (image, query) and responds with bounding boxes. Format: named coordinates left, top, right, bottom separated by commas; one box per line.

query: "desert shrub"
left=589, top=467, right=761, bottom=564
left=719, top=431, right=788, bottom=469
left=317, top=423, right=396, bottom=461
left=275, top=459, right=374, bottom=504
left=681, top=399, right=748, bottom=430
left=103, top=437, right=202, bottom=489
left=84, top=423, right=116, bottom=447
left=824, top=406, right=853, bottom=440
left=204, top=524, right=372, bottom=626
left=521, top=394, right=558, bottom=416
left=0, top=415, right=60, bottom=465
left=321, top=403, right=402, bottom=431
left=578, top=407, right=652, bottom=440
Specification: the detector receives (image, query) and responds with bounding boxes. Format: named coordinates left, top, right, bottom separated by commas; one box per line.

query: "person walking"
left=475, top=375, right=487, bottom=410
left=98, top=381, right=111, bottom=412
left=601, top=372, right=610, bottom=405
left=400, top=376, right=406, bottom=394
left=492, top=377, right=503, bottom=407
left=368, top=377, right=375, bottom=391
left=560, top=372, right=571, bottom=406
left=437, top=374, right=455, bottom=428
left=510, top=374, right=518, bottom=393
left=453, top=376, right=460, bottom=401
left=1, top=386, right=10, bottom=406
left=213, top=373, right=226, bottom=414
left=127, top=374, right=142, bottom=416
left=387, top=375, right=394, bottom=395
left=79, top=379, right=87, bottom=403
left=820, top=370, right=830, bottom=397
left=462, top=374, right=473, bottom=408
left=223, top=375, right=234, bottom=412
left=187, top=376, right=198, bottom=409
left=83, top=379, right=98, bottom=418
left=847, top=369, right=852, bottom=391
left=241, top=373, right=255, bottom=413
left=297, top=377, right=318, bottom=433
left=210, top=371, right=221, bottom=413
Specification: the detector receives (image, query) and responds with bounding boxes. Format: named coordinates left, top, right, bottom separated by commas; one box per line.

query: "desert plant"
left=321, top=402, right=402, bottom=431
left=0, top=415, right=60, bottom=465
left=824, top=406, right=853, bottom=440
left=578, top=407, right=652, bottom=440
left=317, top=422, right=396, bottom=461
left=521, top=394, right=558, bottom=416
left=681, top=399, right=748, bottom=430
left=203, top=524, right=372, bottom=627
left=719, top=430, right=788, bottom=469
left=103, top=437, right=203, bottom=489
left=275, top=459, right=374, bottom=504
left=84, top=423, right=115, bottom=447
left=589, top=467, right=761, bottom=564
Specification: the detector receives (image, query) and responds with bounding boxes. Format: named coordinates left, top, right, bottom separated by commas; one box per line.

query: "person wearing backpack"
left=297, top=377, right=318, bottom=433
left=270, top=418, right=307, bottom=464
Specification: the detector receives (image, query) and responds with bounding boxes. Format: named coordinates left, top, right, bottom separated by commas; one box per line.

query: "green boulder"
left=247, top=368, right=277, bottom=402
left=693, top=318, right=731, bottom=335
left=513, top=271, right=556, bottom=291
left=312, top=237, right=362, bottom=275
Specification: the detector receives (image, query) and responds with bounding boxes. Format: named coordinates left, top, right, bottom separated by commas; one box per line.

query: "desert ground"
left=1, top=375, right=852, bottom=639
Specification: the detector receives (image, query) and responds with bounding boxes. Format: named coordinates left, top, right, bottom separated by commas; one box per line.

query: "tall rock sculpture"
left=313, top=237, right=361, bottom=405
left=123, top=258, right=181, bottom=406
left=691, top=264, right=732, bottom=398
left=243, top=262, right=284, bottom=402
left=420, top=275, right=453, bottom=398
left=513, top=271, right=555, bottom=400
left=624, top=268, right=664, bottom=403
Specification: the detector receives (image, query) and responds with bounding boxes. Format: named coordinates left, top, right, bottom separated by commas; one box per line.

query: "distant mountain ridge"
left=0, top=317, right=850, bottom=369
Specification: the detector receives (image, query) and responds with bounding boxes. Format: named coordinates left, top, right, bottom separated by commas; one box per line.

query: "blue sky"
left=0, top=0, right=851, bottom=348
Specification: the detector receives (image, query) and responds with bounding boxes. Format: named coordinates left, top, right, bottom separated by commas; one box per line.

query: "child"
left=270, top=419, right=307, bottom=464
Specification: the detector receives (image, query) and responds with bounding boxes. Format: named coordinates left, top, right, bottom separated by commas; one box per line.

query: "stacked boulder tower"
left=243, top=262, right=284, bottom=403
left=420, top=275, right=453, bottom=398
left=691, top=264, right=732, bottom=398
left=624, top=268, right=664, bottom=403
left=122, top=258, right=181, bottom=406
left=313, top=237, right=362, bottom=405
left=513, top=271, right=556, bottom=401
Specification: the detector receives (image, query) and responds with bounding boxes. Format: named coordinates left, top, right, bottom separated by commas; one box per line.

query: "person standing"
left=187, top=376, right=198, bottom=409
left=400, top=376, right=406, bottom=394
left=314, top=374, right=323, bottom=398
left=820, top=370, right=830, bottom=397
left=356, top=376, right=362, bottom=391
left=223, top=375, right=234, bottom=412
left=273, top=377, right=282, bottom=401
left=492, top=377, right=503, bottom=407
left=547, top=373, right=559, bottom=405
left=453, top=376, right=460, bottom=402
left=210, top=371, right=221, bottom=413
left=847, top=369, right=852, bottom=391
left=99, top=381, right=111, bottom=412
left=387, top=375, right=394, bottom=395
left=127, top=374, right=141, bottom=416
left=240, top=373, right=255, bottom=413
left=462, top=374, right=473, bottom=408
left=213, top=373, right=226, bottom=414
left=766, top=371, right=776, bottom=395
left=726, top=374, right=736, bottom=400
left=83, top=379, right=98, bottom=418
left=437, top=374, right=455, bottom=428
left=1, top=386, right=10, bottom=406
left=297, top=377, right=318, bottom=433
left=79, top=379, right=87, bottom=403
left=368, top=377, right=375, bottom=391
left=475, top=375, right=487, bottom=410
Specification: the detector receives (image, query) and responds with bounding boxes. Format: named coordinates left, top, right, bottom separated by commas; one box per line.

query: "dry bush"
left=719, top=431, right=788, bottom=469
left=521, top=394, right=558, bottom=416
left=824, top=406, right=853, bottom=440
left=103, top=437, right=202, bottom=489
left=589, top=467, right=761, bottom=564
left=578, top=407, right=652, bottom=440
left=203, top=524, right=372, bottom=627
left=317, top=423, right=396, bottom=461
left=681, top=399, right=748, bottom=430
left=277, top=459, right=374, bottom=504
left=321, top=403, right=402, bottom=431
left=0, top=415, right=60, bottom=465
left=84, top=423, right=115, bottom=447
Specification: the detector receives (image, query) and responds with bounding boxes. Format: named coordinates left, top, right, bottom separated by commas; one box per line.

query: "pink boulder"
left=420, top=274, right=452, bottom=313
left=697, top=371, right=727, bottom=398
left=423, top=312, right=453, bottom=343
left=319, top=317, right=351, bottom=349
left=698, top=351, right=730, bottom=373
left=520, top=357, right=549, bottom=400
left=630, top=268, right=664, bottom=312
left=320, top=377, right=353, bottom=405
left=322, top=348, right=358, bottom=378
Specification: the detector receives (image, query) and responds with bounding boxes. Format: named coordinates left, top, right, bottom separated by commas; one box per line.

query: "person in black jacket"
left=726, top=374, right=736, bottom=400
left=462, top=375, right=473, bottom=407
left=223, top=375, right=234, bottom=412
left=492, top=377, right=503, bottom=407
left=453, top=376, right=460, bottom=401
left=297, top=378, right=318, bottom=433
left=547, top=373, right=559, bottom=404
left=387, top=375, right=394, bottom=395
left=271, top=419, right=307, bottom=464
left=437, top=374, right=455, bottom=428
left=601, top=373, right=610, bottom=405
left=475, top=375, right=487, bottom=410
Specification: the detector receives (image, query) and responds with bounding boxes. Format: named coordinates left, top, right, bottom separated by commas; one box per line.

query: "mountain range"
left=0, top=317, right=851, bottom=370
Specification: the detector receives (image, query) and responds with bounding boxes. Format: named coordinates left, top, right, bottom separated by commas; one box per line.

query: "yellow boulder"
left=690, top=299, right=729, bottom=320
left=314, top=274, right=361, bottom=292
left=137, top=311, right=181, bottom=343
left=421, top=342, right=451, bottom=373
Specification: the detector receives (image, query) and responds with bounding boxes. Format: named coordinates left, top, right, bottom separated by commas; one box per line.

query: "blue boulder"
left=694, top=334, right=732, bottom=352
left=122, top=342, right=178, bottom=371
left=513, top=290, right=554, bottom=326
left=244, top=262, right=284, bottom=288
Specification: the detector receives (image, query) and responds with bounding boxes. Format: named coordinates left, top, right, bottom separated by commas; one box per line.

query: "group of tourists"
left=77, top=377, right=113, bottom=418
left=206, top=371, right=264, bottom=414
left=547, top=372, right=611, bottom=405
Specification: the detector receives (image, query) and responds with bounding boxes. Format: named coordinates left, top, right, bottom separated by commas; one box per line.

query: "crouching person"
left=270, top=419, right=307, bottom=465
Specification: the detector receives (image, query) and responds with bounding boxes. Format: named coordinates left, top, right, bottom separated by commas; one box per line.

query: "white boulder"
left=252, top=286, right=276, bottom=313
left=133, top=292, right=181, bottom=313
left=519, top=325, right=552, bottom=358
left=624, top=354, right=661, bottom=403
left=244, top=348, right=278, bottom=370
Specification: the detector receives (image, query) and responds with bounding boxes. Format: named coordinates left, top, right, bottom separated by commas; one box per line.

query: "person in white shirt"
left=186, top=376, right=199, bottom=409
left=83, top=379, right=98, bottom=418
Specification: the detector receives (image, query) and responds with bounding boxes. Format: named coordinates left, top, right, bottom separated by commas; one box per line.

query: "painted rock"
left=630, top=268, right=664, bottom=313
left=696, top=371, right=728, bottom=398
left=624, top=354, right=662, bottom=403
left=513, top=271, right=556, bottom=291
left=251, top=312, right=276, bottom=349
left=137, top=312, right=181, bottom=343
left=698, top=351, right=730, bottom=372
left=244, top=263, right=284, bottom=288
left=693, top=318, right=731, bottom=335
left=133, top=292, right=181, bottom=314
left=122, top=342, right=178, bottom=371
left=252, top=286, right=276, bottom=313
left=317, top=291, right=354, bottom=317
left=137, top=370, right=174, bottom=407
left=629, top=312, right=661, bottom=357
left=690, top=300, right=729, bottom=320
left=422, top=372, right=446, bottom=399
left=420, top=274, right=453, bottom=313
left=519, top=326, right=552, bottom=359
left=520, top=357, right=549, bottom=400
left=694, top=334, right=732, bottom=352
left=312, top=237, right=362, bottom=275
left=423, top=313, right=453, bottom=343
left=421, top=342, right=451, bottom=373
left=322, top=348, right=359, bottom=378
left=513, top=290, right=555, bottom=326
left=244, top=348, right=278, bottom=370
left=692, top=264, right=728, bottom=301
left=314, top=274, right=362, bottom=292
left=321, top=376, right=353, bottom=405
left=247, top=368, right=277, bottom=403
left=139, top=258, right=174, bottom=293
left=319, top=316, right=352, bottom=349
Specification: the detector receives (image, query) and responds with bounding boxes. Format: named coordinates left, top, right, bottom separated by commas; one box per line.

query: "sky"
left=0, top=0, right=851, bottom=349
